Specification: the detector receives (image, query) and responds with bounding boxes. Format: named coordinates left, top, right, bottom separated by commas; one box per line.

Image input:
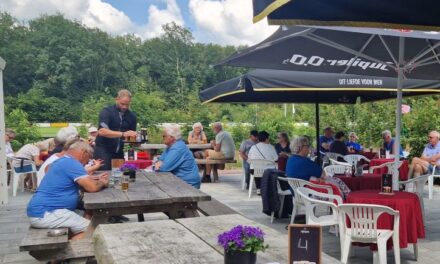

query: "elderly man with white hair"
left=155, top=124, right=201, bottom=189
left=410, top=130, right=440, bottom=178
left=50, top=126, right=79, bottom=156
left=382, top=129, right=404, bottom=157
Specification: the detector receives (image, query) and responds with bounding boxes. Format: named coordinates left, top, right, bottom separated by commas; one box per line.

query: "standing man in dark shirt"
left=94, top=89, right=137, bottom=170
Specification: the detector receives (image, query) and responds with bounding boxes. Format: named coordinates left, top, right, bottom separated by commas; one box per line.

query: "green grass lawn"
left=37, top=127, right=61, bottom=138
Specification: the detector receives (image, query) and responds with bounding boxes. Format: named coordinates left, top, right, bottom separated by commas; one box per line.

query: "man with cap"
left=88, top=126, right=98, bottom=147
left=319, top=127, right=335, bottom=153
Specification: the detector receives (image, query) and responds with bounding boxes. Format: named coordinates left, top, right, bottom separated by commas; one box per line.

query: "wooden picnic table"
left=83, top=171, right=211, bottom=236
left=93, top=214, right=340, bottom=264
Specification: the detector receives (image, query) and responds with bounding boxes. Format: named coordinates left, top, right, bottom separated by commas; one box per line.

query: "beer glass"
left=121, top=174, right=129, bottom=191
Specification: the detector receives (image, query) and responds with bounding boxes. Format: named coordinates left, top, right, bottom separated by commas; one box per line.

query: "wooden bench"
left=196, top=159, right=237, bottom=182
left=197, top=198, right=239, bottom=216
left=20, top=227, right=94, bottom=262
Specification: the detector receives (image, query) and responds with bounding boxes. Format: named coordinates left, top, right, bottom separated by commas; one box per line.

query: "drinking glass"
left=121, top=174, right=129, bottom=191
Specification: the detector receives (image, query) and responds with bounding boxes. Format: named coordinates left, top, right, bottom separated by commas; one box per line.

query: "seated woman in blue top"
left=285, top=136, right=324, bottom=181
left=382, top=130, right=404, bottom=157
left=155, top=124, right=201, bottom=189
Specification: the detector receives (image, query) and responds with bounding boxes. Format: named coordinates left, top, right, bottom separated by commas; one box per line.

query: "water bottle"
left=351, top=161, right=356, bottom=177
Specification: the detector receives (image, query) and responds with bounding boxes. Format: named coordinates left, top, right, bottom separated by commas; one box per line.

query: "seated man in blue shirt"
left=410, top=130, right=440, bottom=178
left=382, top=130, right=404, bottom=157
left=319, top=127, right=334, bottom=153
left=155, top=124, right=201, bottom=189
left=27, top=142, right=108, bottom=240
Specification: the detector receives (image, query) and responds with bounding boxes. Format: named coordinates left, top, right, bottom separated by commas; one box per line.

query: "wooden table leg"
left=212, top=165, right=219, bottom=182
left=84, top=212, right=108, bottom=238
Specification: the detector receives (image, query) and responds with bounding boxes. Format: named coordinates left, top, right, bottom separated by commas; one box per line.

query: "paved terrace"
left=1, top=170, right=440, bottom=263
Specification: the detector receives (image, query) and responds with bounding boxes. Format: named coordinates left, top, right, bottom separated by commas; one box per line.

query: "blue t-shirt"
left=27, top=156, right=87, bottom=218
left=285, top=155, right=322, bottom=181
left=346, top=141, right=363, bottom=152
left=158, top=140, right=201, bottom=189
left=319, top=136, right=334, bottom=153
left=383, top=139, right=404, bottom=157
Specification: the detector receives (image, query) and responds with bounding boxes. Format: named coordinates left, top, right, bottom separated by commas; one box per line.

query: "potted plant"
left=120, top=163, right=138, bottom=182
left=218, top=225, right=268, bottom=264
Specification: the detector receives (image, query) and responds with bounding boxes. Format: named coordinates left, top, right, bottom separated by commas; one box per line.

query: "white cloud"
left=137, top=0, right=185, bottom=39
left=0, top=0, right=275, bottom=46
left=188, top=0, right=277, bottom=46
left=82, top=0, right=133, bottom=35
left=0, top=0, right=134, bottom=35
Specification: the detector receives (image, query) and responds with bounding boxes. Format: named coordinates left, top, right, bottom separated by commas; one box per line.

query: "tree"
left=5, top=109, right=41, bottom=149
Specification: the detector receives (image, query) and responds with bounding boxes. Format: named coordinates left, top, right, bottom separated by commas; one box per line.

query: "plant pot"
left=224, top=250, right=256, bottom=264
left=124, top=171, right=136, bottom=182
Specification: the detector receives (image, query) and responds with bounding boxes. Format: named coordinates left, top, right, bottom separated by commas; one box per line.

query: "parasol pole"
left=315, top=103, right=321, bottom=164
left=393, top=37, right=404, bottom=191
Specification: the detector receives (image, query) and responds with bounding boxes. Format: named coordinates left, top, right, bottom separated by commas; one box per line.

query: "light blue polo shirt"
left=423, top=143, right=440, bottom=166
left=158, top=140, right=201, bottom=189
left=27, top=156, right=87, bottom=218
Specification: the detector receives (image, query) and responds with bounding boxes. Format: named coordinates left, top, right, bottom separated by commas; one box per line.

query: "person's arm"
left=187, top=133, right=194, bottom=144
left=201, top=132, right=208, bottom=144
left=33, top=155, right=44, bottom=166
left=238, top=141, right=248, bottom=160
left=85, top=159, right=104, bottom=174
left=214, top=133, right=222, bottom=152
left=97, top=108, right=136, bottom=138
left=157, top=148, right=182, bottom=172
left=239, top=151, right=248, bottom=161
left=77, top=176, right=108, bottom=192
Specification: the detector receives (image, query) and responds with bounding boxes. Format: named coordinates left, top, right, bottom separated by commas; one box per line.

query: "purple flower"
left=217, top=225, right=267, bottom=253
left=120, top=163, right=138, bottom=172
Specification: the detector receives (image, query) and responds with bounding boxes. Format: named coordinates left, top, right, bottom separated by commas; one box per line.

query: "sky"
left=0, top=0, right=278, bottom=46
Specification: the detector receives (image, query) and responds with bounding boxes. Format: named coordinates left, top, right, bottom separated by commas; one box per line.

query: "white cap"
left=88, top=126, right=98, bottom=133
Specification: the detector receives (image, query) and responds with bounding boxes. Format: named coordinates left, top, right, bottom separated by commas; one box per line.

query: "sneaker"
left=257, top=189, right=261, bottom=195
left=118, top=215, right=130, bottom=222
left=108, top=216, right=123, bottom=224
left=201, top=176, right=212, bottom=183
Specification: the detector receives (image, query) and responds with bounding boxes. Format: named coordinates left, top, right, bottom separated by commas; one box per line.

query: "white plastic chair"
left=369, top=161, right=403, bottom=175
left=344, top=154, right=371, bottom=165
left=324, top=165, right=350, bottom=177
left=329, top=158, right=350, bottom=166
left=323, top=152, right=345, bottom=167
left=11, top=158, right=38, bottom=196
left=278, top=177, right=333, bottom=224
left=399, top=174, right=429, bottom=227
left=270, top=177, right=292, bottom=223
left=247, top=159, right=276, bottom=198
left=428, top=165, right=440, bottom=199
left=338, top=204, right=400, bottom=264
left=297, top=187, right=342, bottom=233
